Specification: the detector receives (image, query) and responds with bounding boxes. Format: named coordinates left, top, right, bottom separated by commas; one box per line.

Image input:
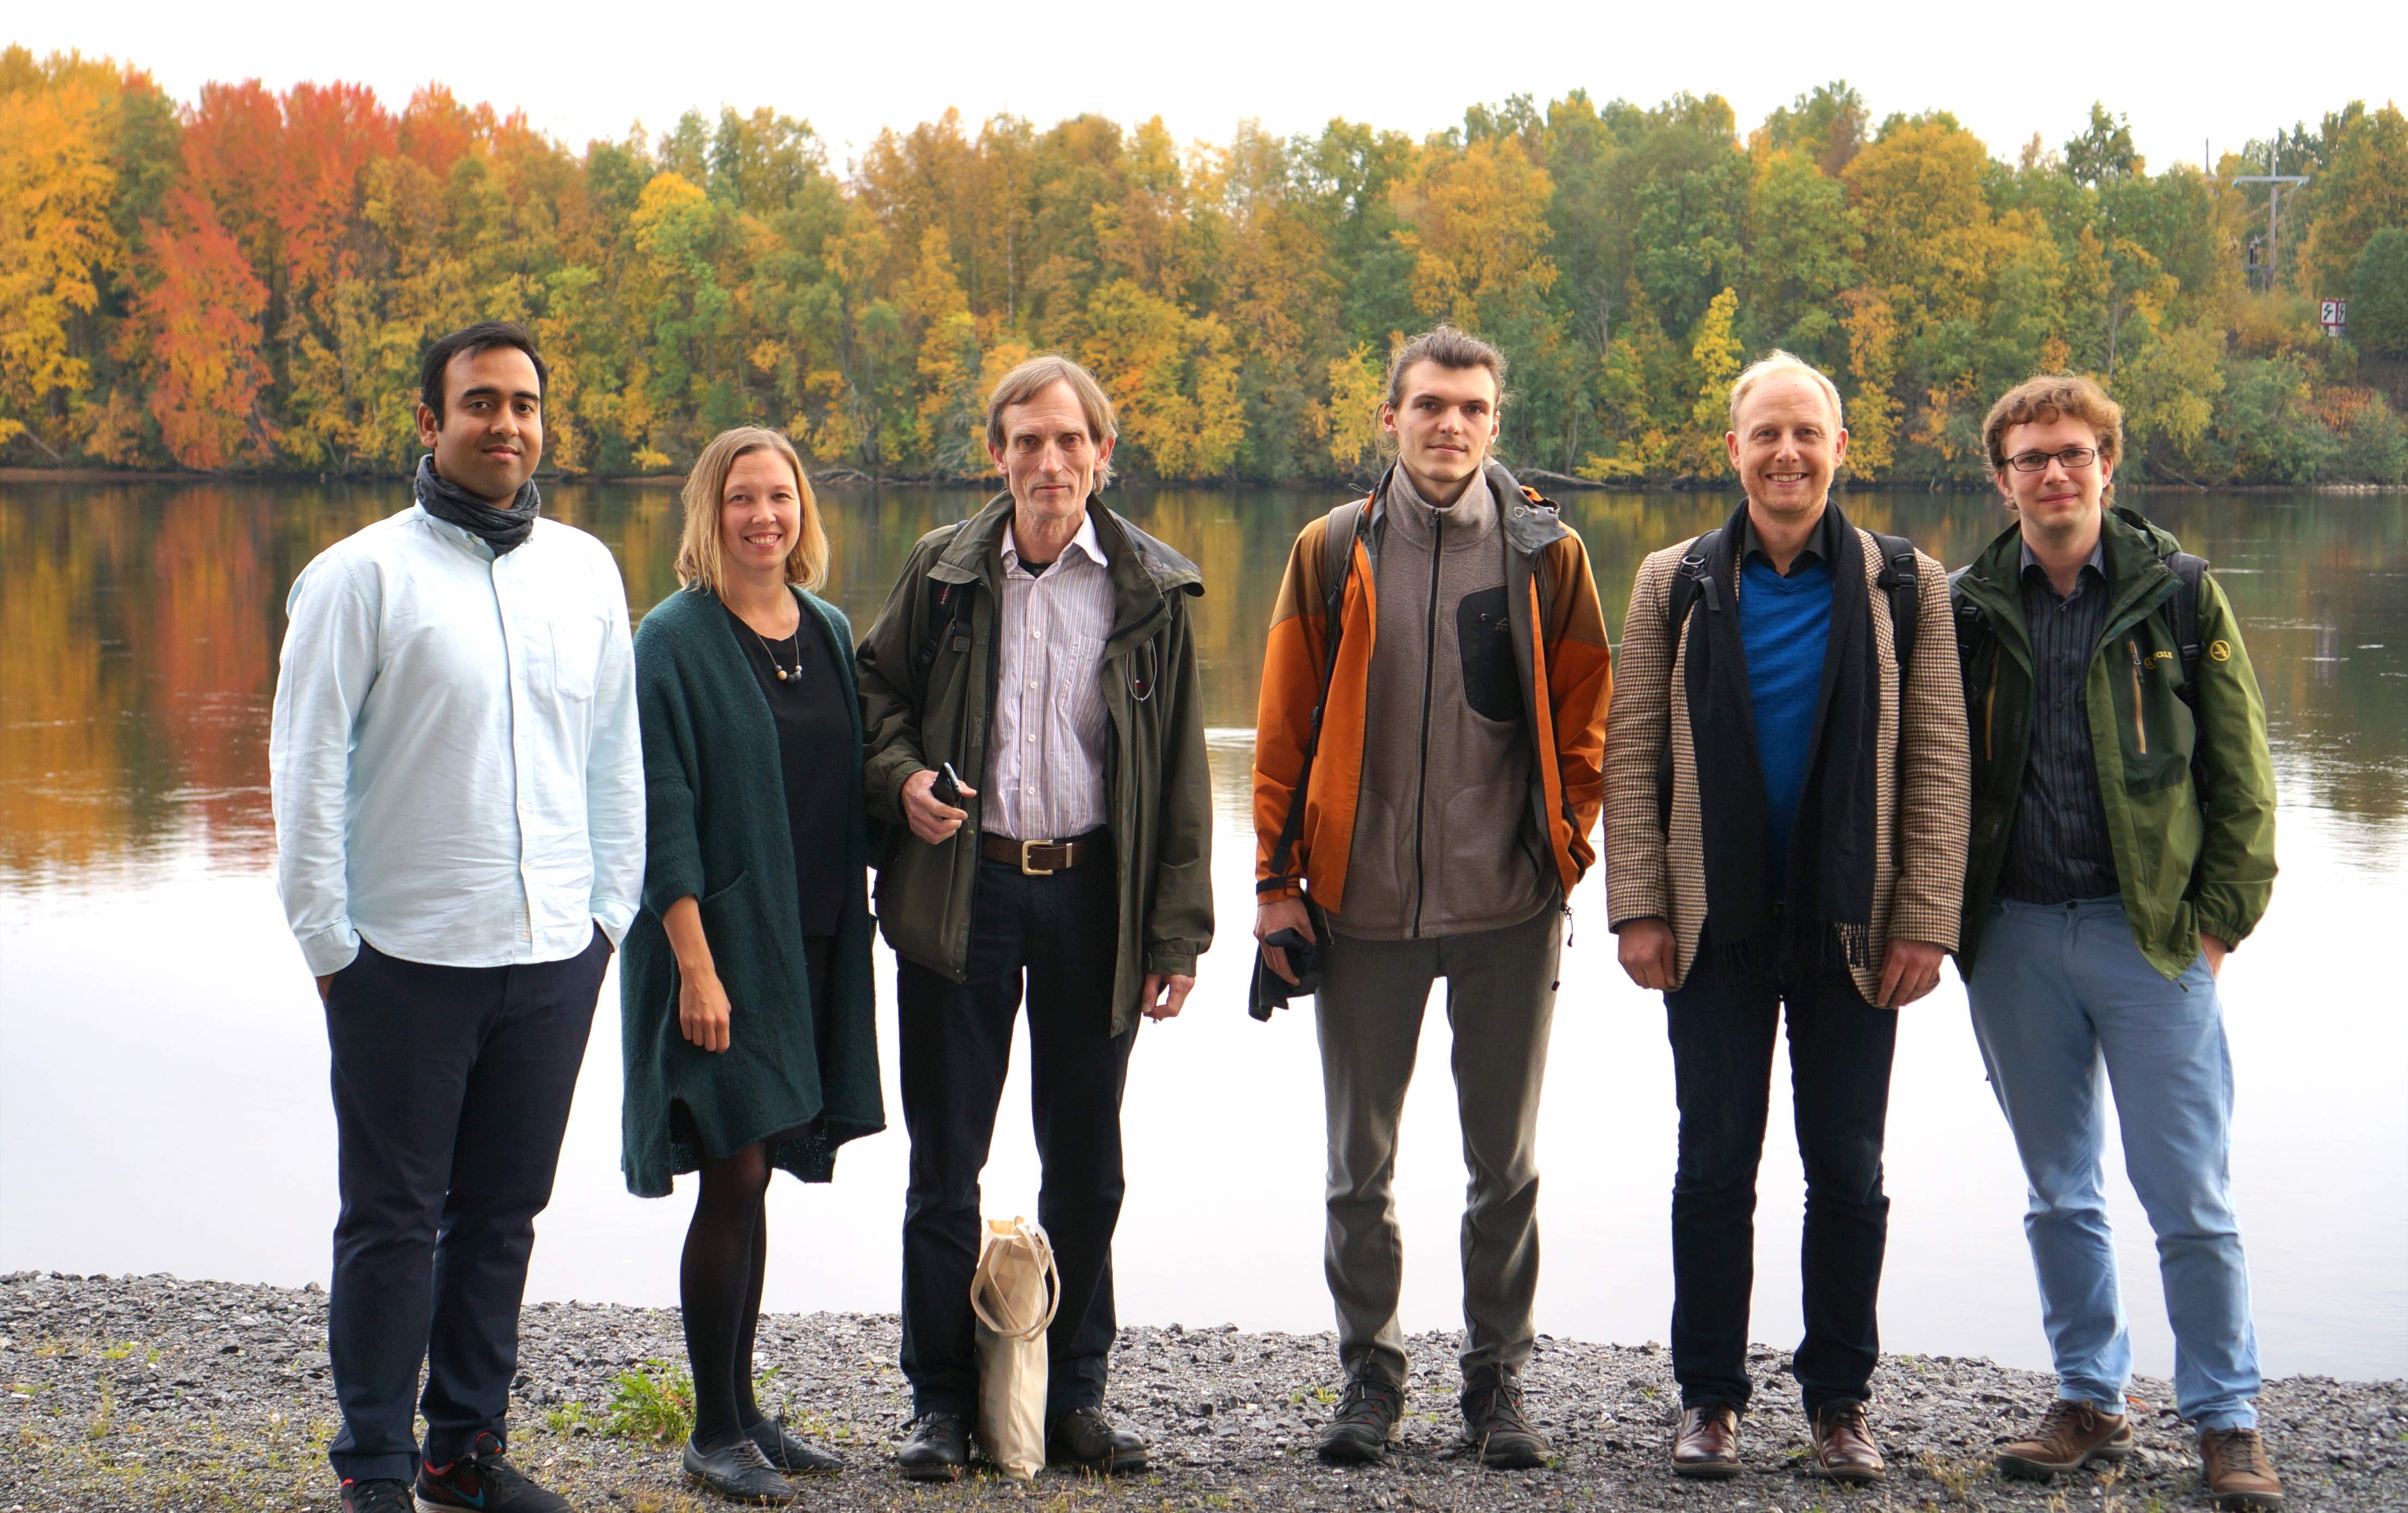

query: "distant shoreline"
left=4, top=466, right=2402, bottom=497
left=3, top=1271, right=2401, bottom=1512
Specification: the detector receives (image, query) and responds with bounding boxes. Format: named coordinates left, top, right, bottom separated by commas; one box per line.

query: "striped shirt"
left=983, top=512, right=1113, bottom=841
left=1996, top=539, right=2120, bottom=904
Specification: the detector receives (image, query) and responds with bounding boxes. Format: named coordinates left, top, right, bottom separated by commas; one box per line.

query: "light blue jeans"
left=1965, top=896, right=2261, bottom=1431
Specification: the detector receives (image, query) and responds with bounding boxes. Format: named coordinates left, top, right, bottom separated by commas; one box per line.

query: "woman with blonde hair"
left=620, top=427, right=883, bottom=1503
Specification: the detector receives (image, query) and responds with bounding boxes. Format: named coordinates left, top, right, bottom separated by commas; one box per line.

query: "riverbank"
left=5, top=465, right=2404, bottom=495
left=3, top=1273, right=2401, bottom=1512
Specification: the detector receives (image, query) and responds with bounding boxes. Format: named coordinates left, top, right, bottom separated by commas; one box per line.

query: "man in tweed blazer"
left=1602, top=351, right=1969, bottom=1486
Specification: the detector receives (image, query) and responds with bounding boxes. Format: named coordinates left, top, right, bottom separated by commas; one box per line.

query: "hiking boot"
left=1996, top=1399, right=2133, bottom=1479
left=2199, top=1426, right=2284, bottom=1511
left=1045, top=1397, right=1146, bottom=1474
left=1046, top=1406, right=1148, bottom=1474
left=894, top=1412, right=970, bottom=1482
left=747, top=1415, right=843, bottom=1474
left=683, top=1436, right=795, bottom=1504
left=339, top=1480, right=413, bottom=1513
left=1670, top=1404, right=1742, bottom=1479
left=1317, top=1375, right=1405, bottom=1465
left=1459, top=1365, right=1551, bottom=1470
left=414, top=1432, right=571, bottom=1512
left=1808, top=1400, right=1886, bottom=1485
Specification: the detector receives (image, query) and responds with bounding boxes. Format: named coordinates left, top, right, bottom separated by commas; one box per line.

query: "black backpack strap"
left=1261, top=501, right=1369, bottom=895
left=2165, top=550, right=2208, bottom=705
left=1871, top=531, right=1919, bottom=678
left=1656, top=530, right=1722, bottom=831
left=911, top=569, right=978, bottom=700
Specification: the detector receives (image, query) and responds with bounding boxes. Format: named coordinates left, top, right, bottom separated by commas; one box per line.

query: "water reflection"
left=2, top=480, right=2403, bottom=1380
left=3, top=482, right=2402, bottom=881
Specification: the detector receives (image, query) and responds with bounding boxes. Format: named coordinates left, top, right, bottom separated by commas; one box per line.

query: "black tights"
left=681, top=1139, right=773, bottom=1451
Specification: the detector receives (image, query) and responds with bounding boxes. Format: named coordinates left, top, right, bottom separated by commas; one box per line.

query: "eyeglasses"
left=2005, top=446, right=2099, bottom=473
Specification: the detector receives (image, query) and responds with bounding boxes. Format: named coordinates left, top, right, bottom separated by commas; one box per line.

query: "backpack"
left=1656, top=527, right=1922, bottom=828
left=1948, top=549, right=2208, bottom=711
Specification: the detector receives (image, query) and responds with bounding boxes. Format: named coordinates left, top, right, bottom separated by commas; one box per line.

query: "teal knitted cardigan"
left=619, top=583, right=883, bottom=1196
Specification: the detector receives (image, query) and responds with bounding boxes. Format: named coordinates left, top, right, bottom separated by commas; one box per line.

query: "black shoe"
left=414, top=1432, right=571, bottom=1512
left=1460, top=1364, right=1552, bottom=1470
left=746, top=1415, right=844, bottom=1473
left=339, top=1480, right=413, bottom=1513
left=1047, top=1406, right=1148, bottom=1474
left=684, top=1436, right=796, bottom=1504
left=895, top=1412, right=971, bottom=1482
left=1318, top=1375, right=1405, bottom=1465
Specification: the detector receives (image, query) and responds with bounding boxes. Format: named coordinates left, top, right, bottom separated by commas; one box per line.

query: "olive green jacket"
left=856, top=494, right=1214, bottom=1034
left=1954, top=508, right=2277, bottom=977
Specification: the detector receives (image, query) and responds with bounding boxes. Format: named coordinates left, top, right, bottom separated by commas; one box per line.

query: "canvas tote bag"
left=970, top=1215, right=1060, bottom=1480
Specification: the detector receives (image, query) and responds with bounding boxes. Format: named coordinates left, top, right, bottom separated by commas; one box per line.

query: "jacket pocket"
left=2112, top=636, right=2193, bottom=793
left=1455, top=586, right=1521, bottom=724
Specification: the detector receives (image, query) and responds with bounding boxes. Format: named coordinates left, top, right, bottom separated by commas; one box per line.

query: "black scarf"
left=1683, top=497, right=1880, bottom=975
left=413, top=454, right=540, bottom=555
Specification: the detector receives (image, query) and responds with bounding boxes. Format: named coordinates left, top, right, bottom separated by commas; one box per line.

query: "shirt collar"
left=412, top=502, right=498, bottom=558
left=1003, top=510, right=1106, bottom=574
left=2019, top=537, right=2106, bottom=579
left=1741, top=513, right=1826, bottom=576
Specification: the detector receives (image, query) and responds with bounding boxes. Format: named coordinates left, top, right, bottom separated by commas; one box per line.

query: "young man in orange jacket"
left=1251, top=326, right=1612, bottom=1471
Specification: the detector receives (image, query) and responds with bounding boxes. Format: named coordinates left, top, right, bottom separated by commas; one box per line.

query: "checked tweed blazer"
left=1603, top=526, right=1972, bottom=1000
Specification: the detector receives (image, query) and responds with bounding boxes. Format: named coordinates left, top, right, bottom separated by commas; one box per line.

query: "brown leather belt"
left=979, top=834, right=1095, bottom=875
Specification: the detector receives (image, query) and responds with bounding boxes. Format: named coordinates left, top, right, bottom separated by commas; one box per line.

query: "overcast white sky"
left=16, top=0, right=2405, bottom=175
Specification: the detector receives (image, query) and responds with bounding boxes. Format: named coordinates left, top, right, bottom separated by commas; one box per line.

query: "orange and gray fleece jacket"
left=1251, top=464, right=1613, bottom=918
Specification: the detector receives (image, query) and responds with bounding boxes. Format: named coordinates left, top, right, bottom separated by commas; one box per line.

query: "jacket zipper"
left=1983, top=680, right=1996, bottom=764
left=1411, top=510, right=1442, bottom=938
left=2127, top=639, right=2148, bottom=755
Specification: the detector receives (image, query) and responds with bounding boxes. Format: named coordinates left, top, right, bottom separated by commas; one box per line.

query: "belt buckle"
left=1020, top=837, right=1057, bottom=877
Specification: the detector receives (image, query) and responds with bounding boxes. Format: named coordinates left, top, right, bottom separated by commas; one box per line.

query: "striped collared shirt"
left=983, top=511, right=1113, bottom=842
left=1996, top=537, right=2119, bottom=904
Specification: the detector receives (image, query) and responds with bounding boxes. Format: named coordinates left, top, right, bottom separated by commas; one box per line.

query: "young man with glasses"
left=1950, top=375, right=2282, bottom=1511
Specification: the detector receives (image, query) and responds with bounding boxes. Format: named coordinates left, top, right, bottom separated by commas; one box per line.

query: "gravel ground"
left=3, top=1272, right=2401, bottom=1512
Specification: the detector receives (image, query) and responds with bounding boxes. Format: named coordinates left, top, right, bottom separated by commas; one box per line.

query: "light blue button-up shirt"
left=270, top=503, right=644, bottom=976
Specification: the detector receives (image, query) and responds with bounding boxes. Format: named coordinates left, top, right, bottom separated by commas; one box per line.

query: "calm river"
left=2, top=481, right=2401, bottom=1382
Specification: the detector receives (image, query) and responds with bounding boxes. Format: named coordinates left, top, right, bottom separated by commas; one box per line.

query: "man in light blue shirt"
left=271, top=321, right=642, bottom=1513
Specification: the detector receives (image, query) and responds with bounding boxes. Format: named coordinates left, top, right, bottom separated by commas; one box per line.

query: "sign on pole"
left=2321, top=299, right=2348, bottom=336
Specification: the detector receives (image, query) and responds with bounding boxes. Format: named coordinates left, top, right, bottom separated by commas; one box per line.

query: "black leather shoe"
left=1318, top=1375, right=1405, bottom=1465
left=1046, top=1406, right=1148, bottom=1474
left=683, top=1436, right=796, bottom=1503
left=746, top=1415, right=843, bottom=1473
left=895, top=1412, right=971, bottom=1482
left=1460, top=1364, right=1552, bottom=1469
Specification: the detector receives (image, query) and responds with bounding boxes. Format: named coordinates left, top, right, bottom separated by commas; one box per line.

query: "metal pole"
left=2268, top=144, right=2279, bottom=291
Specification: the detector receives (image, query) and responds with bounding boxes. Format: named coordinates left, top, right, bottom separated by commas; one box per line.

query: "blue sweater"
left=1739, top=553, right=1834, bottom=884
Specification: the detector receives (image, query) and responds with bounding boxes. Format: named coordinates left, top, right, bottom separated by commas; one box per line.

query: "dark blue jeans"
left=897, top=843, right=1135, bottom=1419
left=322, top=928, right=608, bottom=1484
left=1665, top=951, right=1896, bottom=1417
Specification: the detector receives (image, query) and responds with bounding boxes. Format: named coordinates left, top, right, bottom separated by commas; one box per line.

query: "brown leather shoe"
left=1808, top=1400, right=1886, bottom=1484
left=1996, top=1399, right=2133, bottom=1479
left=2199, top=1427, right=2284, bottom=1511
left=1670, top=1405, right=1742, bottom=1479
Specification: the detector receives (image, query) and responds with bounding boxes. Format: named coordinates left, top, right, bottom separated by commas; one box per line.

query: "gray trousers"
left=1314, top=901, right=1562, bottom=1386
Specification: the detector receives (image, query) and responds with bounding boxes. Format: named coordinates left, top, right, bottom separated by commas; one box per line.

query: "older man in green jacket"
left=1952, top=375, right=2282, bottom=1512
left=856, top=354, right=1213, bottom=1483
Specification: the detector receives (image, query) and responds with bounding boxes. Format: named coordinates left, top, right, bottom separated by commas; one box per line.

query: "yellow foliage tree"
left=0, top=51, right=125, bottom=457
left=1320, top=342, right=1386, bottom=473
left=1395, top=137, right=1557, bottom=329
left=901, top=228, right=984, bottom=474
left=1682, top=288, right=1742, bottom=477
left=1840, top=287, right=1901, bottom=476
left=1078, top=278, right=1242, bottom=479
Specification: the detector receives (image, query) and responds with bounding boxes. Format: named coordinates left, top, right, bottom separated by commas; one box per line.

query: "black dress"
left=723, top=595, right=852, bottom=947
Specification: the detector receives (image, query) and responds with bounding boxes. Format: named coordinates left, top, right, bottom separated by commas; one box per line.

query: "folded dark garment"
left=1247, top=925, right=1325, bottom=1020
